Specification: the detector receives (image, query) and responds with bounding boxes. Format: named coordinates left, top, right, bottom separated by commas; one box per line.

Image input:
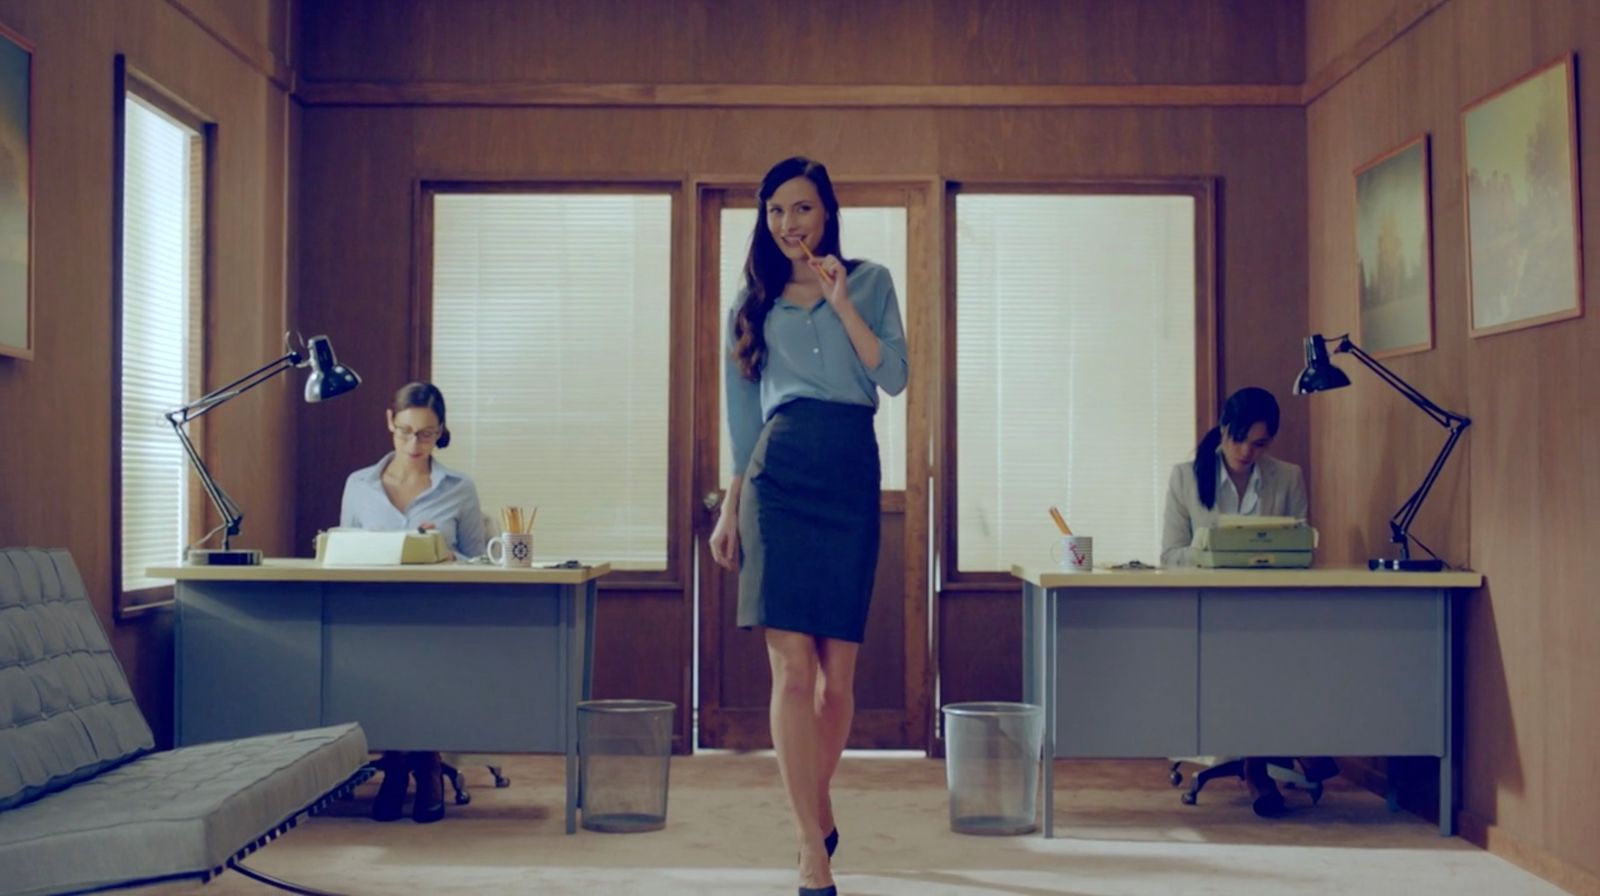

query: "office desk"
left=151, top=559, right=610, bottom=833
left=1013, top=565, right=1482, bottom=837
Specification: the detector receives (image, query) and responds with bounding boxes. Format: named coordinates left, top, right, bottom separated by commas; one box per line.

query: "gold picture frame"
left=1355, top=134, right=1434, bottom=358
left=0, top=22, right=31, bottom=360
left=1461, top=55, right=1584, bottom=337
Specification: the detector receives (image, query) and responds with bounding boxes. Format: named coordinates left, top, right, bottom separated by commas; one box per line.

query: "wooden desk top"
left=1011, top=564, right=1483, bottom=590
left=148, top=558, right=611, bottom=585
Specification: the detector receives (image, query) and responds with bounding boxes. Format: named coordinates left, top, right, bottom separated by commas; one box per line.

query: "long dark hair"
left=730, top=156, right=855, bottom=381
left=1194, top=387, right=1279, bottom=509
left=391, top=381, right=452, bottom=449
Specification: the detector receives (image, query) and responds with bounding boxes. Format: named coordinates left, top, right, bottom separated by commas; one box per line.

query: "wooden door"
left=694, top=181, right=936, bottom=750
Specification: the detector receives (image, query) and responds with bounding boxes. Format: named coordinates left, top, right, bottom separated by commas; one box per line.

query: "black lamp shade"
left=1294, top=334, right=1352, bottom=395
left=304, top=335, right=361, bottom=402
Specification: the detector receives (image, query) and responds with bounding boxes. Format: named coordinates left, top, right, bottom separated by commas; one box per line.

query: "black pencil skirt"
left=737, top=398, right=881, bottom=643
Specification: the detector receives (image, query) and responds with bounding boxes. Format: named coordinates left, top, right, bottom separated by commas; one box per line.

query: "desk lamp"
left=167, top=332, right=360, bottom=565
left=1294, top=333, right=1470, bottom=571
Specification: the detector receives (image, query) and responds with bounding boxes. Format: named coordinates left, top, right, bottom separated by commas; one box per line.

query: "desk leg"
left=564, top=581, right=594, bottom=835
left=1023, top=582, right=1056, bottom=838
left=1439, top=590, right=1455, bottom=837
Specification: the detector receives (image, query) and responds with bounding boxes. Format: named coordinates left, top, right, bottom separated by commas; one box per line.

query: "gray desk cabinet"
left=1016, top=566, right=1481, bottom=837
left=156, top=560, right=608, bottom=833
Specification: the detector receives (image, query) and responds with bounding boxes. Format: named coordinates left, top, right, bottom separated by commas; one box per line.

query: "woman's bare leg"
left=767, top=628, right=832, bottom=888
left=813, top=637, right=860, bottom=839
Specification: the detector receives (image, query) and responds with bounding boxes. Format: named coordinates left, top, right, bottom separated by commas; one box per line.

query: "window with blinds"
left=955, top=193, right=1198, bottom=571
left=119, top=93, right=204, bottom=593
left=431, top=192, right=672, bottom=567
left=717, top=207, right=908, bottom=489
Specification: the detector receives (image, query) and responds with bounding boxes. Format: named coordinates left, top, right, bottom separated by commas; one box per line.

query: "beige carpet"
left=133, top=754, right=1566, bottom=895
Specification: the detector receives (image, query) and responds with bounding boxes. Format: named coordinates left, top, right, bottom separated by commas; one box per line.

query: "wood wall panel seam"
left=1301, top=0, right=1454, bottom=107
left=162, top=0, right=291, bottom=90
left=292, top=81, right=1303, bottom=109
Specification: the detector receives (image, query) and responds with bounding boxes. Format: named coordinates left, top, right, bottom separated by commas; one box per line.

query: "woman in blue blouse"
left=710, top=157, right=908, bottom=896
left=339, top=381, right=486, bottom=823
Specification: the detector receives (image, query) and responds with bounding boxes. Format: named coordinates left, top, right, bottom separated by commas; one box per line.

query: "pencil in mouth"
left=794, top=238, right=834, bottom=284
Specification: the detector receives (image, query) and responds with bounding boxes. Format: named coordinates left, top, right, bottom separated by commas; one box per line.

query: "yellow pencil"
left=1048, top=506, right=1073, bottom=536
left=795, top=238, right=835, bottom=286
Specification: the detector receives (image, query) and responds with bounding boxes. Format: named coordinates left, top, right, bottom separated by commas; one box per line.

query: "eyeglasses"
left=393, top=424, right=442, bottom=444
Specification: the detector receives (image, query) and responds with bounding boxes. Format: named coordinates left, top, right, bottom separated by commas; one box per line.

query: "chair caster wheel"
left=1181, top=792, right=1197, bottom=805
left=1169, top=770, right=1183, bottom=787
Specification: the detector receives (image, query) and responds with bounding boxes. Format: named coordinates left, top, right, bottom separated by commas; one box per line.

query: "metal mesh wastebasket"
left=577, top=699, right=676, bottom=832
left=941, top=702, right=1044, bottom=835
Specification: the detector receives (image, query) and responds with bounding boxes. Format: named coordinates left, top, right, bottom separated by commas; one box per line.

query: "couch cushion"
left=0, top=722, right=368, bottom=896
left=0, top=548, right=155, bottom=811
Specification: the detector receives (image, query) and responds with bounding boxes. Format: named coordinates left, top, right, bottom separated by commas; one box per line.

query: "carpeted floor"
left=132, top=753, right=1567, bottom=895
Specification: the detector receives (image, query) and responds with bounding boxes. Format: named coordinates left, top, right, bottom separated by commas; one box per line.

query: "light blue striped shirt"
left=339, top=452, right=488, bottom=559
left=725, top=260, right=909, bottom=475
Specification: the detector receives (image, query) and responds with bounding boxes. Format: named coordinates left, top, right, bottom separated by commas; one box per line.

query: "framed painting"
left=1355, top=134, right=1433, bottom=357
left=0, top=23, right=31, bottom=360
left=1462, top=55, right=1583, bottom=337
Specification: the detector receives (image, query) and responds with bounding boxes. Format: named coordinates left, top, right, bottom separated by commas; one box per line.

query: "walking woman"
left=709, top=157, right=908, bottom=896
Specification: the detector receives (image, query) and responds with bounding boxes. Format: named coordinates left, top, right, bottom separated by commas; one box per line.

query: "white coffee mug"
left=1051, top=535, right=1094, bottom=572
left=487, top=532, right=534, bottom=568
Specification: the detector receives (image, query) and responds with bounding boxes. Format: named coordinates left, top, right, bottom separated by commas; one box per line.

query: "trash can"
left=577, top=699, right=676, bottom=832
left=941, top=702, right=1045, bottom=835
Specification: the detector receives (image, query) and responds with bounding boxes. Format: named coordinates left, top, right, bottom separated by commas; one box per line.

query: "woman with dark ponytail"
left=1161, top=386, right=1335, bottom=815
left=1161, top=386, right=1306, bottom=567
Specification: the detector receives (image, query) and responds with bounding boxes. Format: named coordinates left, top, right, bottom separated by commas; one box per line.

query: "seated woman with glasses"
left=338, top=381, right=487, bottom=823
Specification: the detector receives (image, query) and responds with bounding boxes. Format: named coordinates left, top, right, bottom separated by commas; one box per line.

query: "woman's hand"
left=709, top=510, right=740, bottom=571
left=811, top=254, right=851, bottom=310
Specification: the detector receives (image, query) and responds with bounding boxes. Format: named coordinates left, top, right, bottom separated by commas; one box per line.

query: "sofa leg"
left=230, top=859, right=347, bottom=896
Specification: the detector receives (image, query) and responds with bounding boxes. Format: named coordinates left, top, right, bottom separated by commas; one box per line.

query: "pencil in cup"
left=500, top=506, right=537, bottom=535
left=1048, top=506, right=1073, bottom=536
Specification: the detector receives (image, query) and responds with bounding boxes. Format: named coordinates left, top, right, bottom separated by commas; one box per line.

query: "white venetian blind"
left=120, top=95, right=203, bottom=591
left=432, top=193, right=671, bottom=567
left=717, top=207, right=908, bottom=489
left=955, top=194, right=1197, bottom=571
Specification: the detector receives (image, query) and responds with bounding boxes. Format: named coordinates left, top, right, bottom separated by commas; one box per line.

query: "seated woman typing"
left=339, top=381, right=486, bottom=822
left=1161, top=386, right=1337, bottom=816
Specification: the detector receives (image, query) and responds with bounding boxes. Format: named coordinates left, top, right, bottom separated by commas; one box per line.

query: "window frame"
left=417, top=179, right=685, bottom=589
left=111, top=56, right=213, bottom=620
left=939, top=179, right=1218, bottom=588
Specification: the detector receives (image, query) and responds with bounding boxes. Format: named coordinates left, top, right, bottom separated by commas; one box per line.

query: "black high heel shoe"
left=824, top=827, right=839, bottom=858
left=370, top=752, right=408, bottom=822
left=798, top=888, right=837, bottom=896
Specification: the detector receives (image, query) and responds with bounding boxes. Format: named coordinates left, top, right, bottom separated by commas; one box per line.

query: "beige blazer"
left=1161, top=454, right=1308, bottom=567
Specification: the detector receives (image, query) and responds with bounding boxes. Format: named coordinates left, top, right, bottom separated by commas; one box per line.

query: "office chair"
left=1168, top=756, right=1324, bottom=808
left=440, top=757, right=511, bottom=805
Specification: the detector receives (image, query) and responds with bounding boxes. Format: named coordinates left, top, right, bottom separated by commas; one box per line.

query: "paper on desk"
left=321, top=529, right=409, bottom=566
left=1216, top=514, right=1302, bottom=529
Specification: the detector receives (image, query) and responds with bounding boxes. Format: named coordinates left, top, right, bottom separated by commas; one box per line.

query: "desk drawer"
left=1198, top=588, right=1445, bottom=756
left=1054, top=589, right=1198, bottom=757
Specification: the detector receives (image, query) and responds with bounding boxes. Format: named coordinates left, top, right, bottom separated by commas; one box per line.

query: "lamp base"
left=1369, top=557, right=1446, bottom=572
left=187, top=548, right=263, bottom=566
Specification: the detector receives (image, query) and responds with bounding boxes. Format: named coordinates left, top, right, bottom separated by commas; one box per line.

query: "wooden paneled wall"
left=1306, top=0, right=1599, bottom=891
left=291, top=0, right=1309, bottom=752
left=0, top=0, right=293, bottom=746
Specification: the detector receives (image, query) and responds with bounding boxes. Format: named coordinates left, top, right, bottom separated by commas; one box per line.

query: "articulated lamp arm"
left=164, top=349, right=304, bottom=551
left=1298, top=334, right=1471, bottom=569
